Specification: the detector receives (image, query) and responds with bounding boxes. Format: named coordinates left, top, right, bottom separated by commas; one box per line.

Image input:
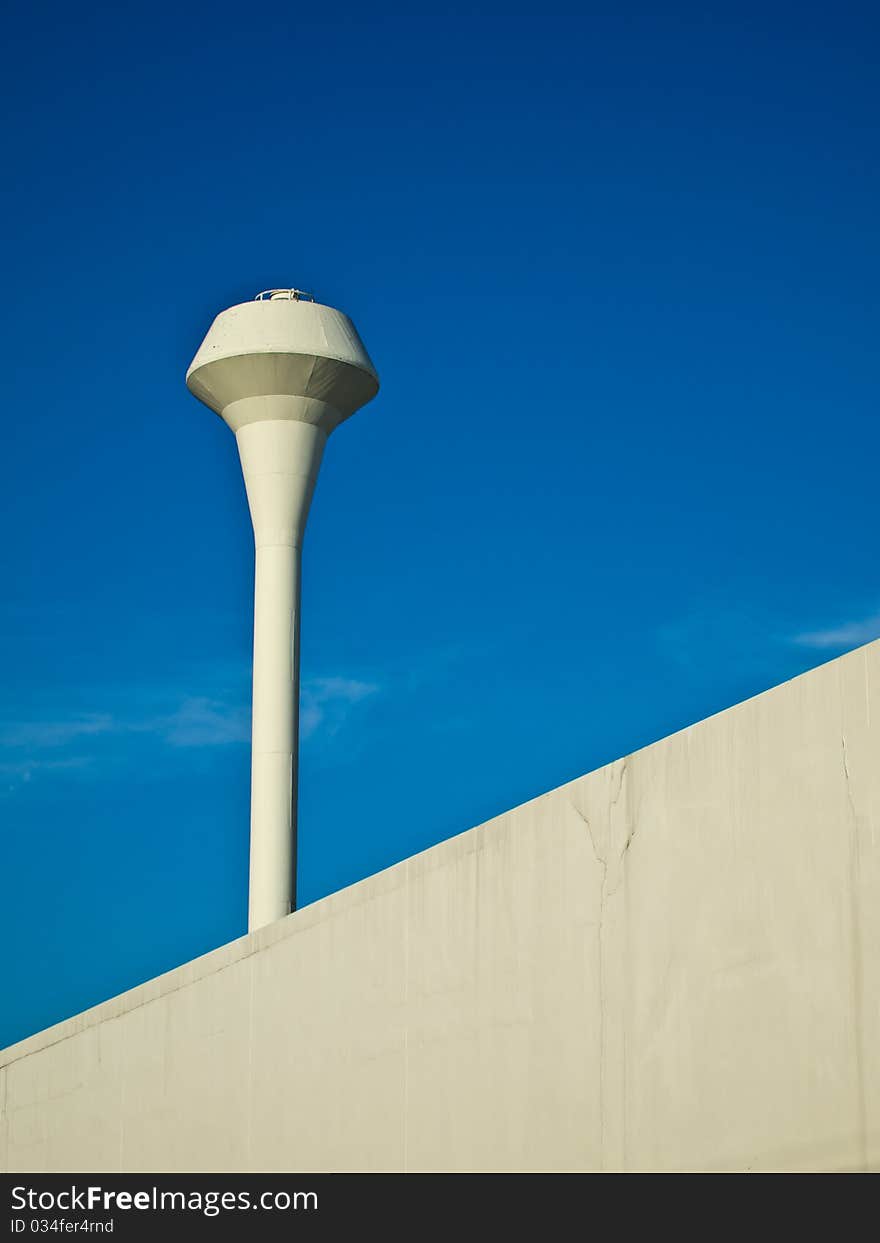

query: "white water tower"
left=186, top=289, right=379, bottom=930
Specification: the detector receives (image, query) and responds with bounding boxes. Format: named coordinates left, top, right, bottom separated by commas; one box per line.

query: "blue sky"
left=1, top=1, right=878, bottom=1048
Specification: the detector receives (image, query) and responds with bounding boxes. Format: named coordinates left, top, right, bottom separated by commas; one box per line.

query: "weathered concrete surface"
left=2, top=641, right=878, bottom=1172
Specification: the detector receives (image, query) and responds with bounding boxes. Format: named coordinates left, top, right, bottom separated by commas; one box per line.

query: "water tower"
left=186, top=289, right=379, bottom=930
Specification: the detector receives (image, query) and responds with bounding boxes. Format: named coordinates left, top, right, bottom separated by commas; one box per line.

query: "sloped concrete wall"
left=2, top=642, right=878, bottom=1172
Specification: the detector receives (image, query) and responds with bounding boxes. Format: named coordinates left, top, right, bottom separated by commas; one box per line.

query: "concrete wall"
left=2, top=641, right=878, bottom=1172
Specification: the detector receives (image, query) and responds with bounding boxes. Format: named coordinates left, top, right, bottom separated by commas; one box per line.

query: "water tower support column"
left=238, top=417, right=326, bottom=928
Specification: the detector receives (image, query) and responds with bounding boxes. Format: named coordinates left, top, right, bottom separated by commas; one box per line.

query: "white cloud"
left=157, top=697, right=250, bottom=748
left=0, top=714, right=114, bottom=749
left=0, top=673, right=381, bottom=789
left=154, top=679, right=379, bottom=747
left=300, top=676, right=379, bottom=741
left=0, top=756, right=92, bottom=793
left=0, top=757, right=91, bottom=778
left=791, top=612, right=880, bottom=650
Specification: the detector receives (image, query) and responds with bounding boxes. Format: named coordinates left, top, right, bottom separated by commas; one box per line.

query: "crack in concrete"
left=841, top=734, right=858, bottom=823
left=569, top=759, right=638, bottom=1170
left=841, top=734, right=868, bottom=1173
left=609, top=757, right=628, bottom=813
left=568, top=800, right=608, bottom=1166
left=607, top=759, right=635, bottom=898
